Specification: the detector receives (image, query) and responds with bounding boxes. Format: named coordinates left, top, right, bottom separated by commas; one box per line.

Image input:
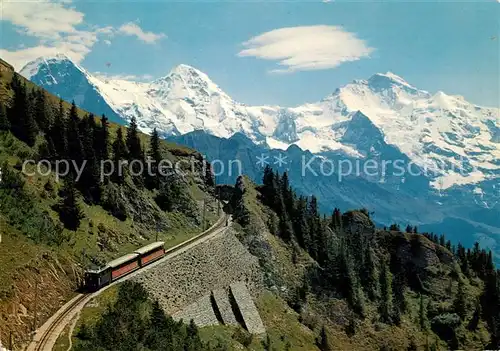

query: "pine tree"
left=56, top=176, right=83, bottom=231
left=468, top=298, right=481, bottom=331
left=339, top=244, right=365, bottom=316
left=126, top=116, right=143, bottom=160
left=0, top=103, right=10, bottom=131
left=439, top=235, right=446, bottom=247
left=126, top=116, right=144, bottom=185
left=112, top=127, right=127, bottom=184
left=281, top=171, right=294, bottom=214
left=146, top=127, right=162, bottom=189
left=390, top=254, right=407, bottom=323
left=316, top=222, right=333, bottom=266
left=24, top=88, right=39, bottom=146
left=148, top=127, right=162, bottom=163
left=307, top=196, right=321, bottom=260
left=316, top=326, right=331, bottom=351
left=361, top=246, right=379, bottom=300
left=454, top=278, right=467, bottom=320
left=379, top=260, right=393, bottom=324
left=392, top=272, right=406, bottom=325
left=33, top=90, right=51, bottom=133
left=51, top=99, right=68, bottom=158
left=292, top=196, right=311, bottom=251
left=37, top=133, right=56, bottom=161
left=262, top=165, right=275, bottom=202
left=146, top=300, right=176, bottom=349
left=389, top=223, right=400, bottom=231
left=184, top=319, right=203, bottom=351
left=79, top=114, right=101, bottom=203
left=481, top=270, right=500, bottom=347
left=66, top=101, right=84, bottom=165
left=419, top=293, right=428, bottom=331
left=276, top=190, right=293, bottom=242
left=330, top=208, right=342, bottom=232
left=95, top=114, right=110, bottom=161
left=8, top=77, right=37, bottom=145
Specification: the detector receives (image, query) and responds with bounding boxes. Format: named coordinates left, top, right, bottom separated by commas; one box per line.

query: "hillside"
left=0, top=61, right=219, bottom=347
left=224, top=169, right=500, bottom=350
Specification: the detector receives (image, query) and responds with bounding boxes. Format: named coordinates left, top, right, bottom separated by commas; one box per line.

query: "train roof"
left=85, top=267, right=107, bottom=274
left=134, top=241, right=165, bottom=255
left=106, top=253, right=139, bottom=268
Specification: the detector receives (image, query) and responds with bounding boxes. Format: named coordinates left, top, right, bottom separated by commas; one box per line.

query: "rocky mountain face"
left=19, top=55, right=499, bottom=262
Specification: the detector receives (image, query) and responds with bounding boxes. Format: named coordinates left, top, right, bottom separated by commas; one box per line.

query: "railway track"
left=28, top=213, right=229, bottom=351
left=33, top=294, right=88, bottom=351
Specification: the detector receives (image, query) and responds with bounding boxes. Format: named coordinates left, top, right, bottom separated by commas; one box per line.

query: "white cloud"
left=118, top=22, right=166, bottom=44
left=238, top=25, right=374, bottom=73
left=2, top=0, right=85, bottom=40
left=0, top=1, right=166, bottom=70
left=0, top=43, right=92, bottom=70
left=93, top=71, right=154, bottom=82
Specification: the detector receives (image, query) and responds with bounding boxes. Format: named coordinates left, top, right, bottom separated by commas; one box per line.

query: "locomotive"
left=84, top=241, right=166, bottom=291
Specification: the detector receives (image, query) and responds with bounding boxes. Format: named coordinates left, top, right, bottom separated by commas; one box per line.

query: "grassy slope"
left=0, top=64, right=218, bottom=345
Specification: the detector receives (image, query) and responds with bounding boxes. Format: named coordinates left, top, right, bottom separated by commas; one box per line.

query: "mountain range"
left=20, top=54, right=499, bottom=190
left=18, top=54, right=500, bottom=261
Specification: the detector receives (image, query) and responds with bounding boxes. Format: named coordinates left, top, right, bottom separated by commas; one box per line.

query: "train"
left=84, top=241, right=166, bottom=292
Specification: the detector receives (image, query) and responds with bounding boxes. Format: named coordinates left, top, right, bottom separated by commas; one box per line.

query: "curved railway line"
left=28, top=213, right=229, bottom=351
left=33, top=294, right=87, bottom=351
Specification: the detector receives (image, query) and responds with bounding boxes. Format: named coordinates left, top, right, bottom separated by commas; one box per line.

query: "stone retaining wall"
left=212, top=288, right=238, bottom=326
left=133, top=228, right=262, bottom=316
left=230, top=282, right=266, bottom=334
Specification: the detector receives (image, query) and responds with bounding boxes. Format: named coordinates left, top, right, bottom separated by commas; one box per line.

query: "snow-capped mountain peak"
left=19, top=55, right=499, bottom=188
left=167, top=63, right=212, bottom=82
left=149, top=63, right=232, bottom=103
left=368, top=71, right=416, bottom=89
left=21, top=54, right=87, bottom=81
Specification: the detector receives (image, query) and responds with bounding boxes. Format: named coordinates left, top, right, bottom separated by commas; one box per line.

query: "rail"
left=28, top=211, right=229, bottom=351
left=33, top=294, right=86, bottom=351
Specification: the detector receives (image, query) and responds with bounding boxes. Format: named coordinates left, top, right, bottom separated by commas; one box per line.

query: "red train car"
left=134, top=241, right=165, bottom=267
left=84, top=242, right=165, bottom=291
left=107, top=253, right=140, bottom=280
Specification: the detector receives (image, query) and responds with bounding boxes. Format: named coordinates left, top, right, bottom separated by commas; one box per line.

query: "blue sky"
left=1, top=1, right=499, bottom=107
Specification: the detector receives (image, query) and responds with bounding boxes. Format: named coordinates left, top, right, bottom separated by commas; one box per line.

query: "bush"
left=155, top=178, right=198, bottom=221
left=101, top=183, right=127, bottom=221
left=0, top=163, right=67, bottom=245
left=232, top=327, right=253, bottom=347
left=73, top=281, right=213, bottom=350
left=431, top=313, right=460, bottom=348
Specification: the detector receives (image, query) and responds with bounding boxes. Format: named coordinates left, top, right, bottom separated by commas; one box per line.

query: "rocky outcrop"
left=342, top=210, right=376, bottom=240
left=389, top=233, right=453, bottom=269
left=380, top=231, right=456, bottom=294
